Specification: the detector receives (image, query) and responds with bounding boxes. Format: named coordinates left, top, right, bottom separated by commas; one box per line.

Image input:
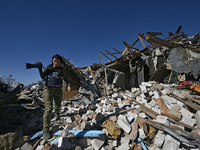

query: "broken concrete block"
left=91, top=135, right=105, bottom=150
left=139, top=128, right=145, bottom=139
left=144, top=103, right=152, bottom=109
left=117, top=115, right=131, bottom=133
left=162, top=140, right=179, bottom=150
left=180, top=107, right=194, bottom=118
left=125, top=114, right=134, bottom=123
left=161, top=95, right=177, bottom=105
left=21, top=142, right=32, bottom=150
left=153, top=91, right=160, bottom=99
left=35, top=145, right=43, bottom=150
left=139, top=85, right=147, bottom=93
left=181, top=116, right=196, bottom=127
left=162, top=134, right=180, bottom=150
left=141, top=81, right=152, bottom=87
left=117, top=142, right=129, bottom=150
left=112, top=93, right=119, bottom=99
left=156, top=115, right=169, bottom=125
left=152, top=105, right=161, bottom=114
left=154, top=131, right=165, bottom=147
left=138, top=113, right=147, bottom=119
left=149, top=100, right=157, bottom=107
left=106, top=104, right=114, bottom=112
left=82, top=114, right=88, bottom=121
left=148, top=144, right=161, bottom=150
left=65, top=116, right=72, bottom=124
left=127, top=111, right=138, bottom=121
left=140, top=93, right=146, bottom=99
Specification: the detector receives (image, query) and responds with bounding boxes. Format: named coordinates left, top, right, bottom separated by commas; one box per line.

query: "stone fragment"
left=104, top=121, right=122, bottom=139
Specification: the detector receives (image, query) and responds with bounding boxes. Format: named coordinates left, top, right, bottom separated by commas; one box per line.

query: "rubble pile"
left=1, top=26, right=200, bottom=150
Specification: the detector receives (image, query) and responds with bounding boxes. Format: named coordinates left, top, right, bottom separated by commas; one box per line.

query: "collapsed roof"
left=62, top=25, right=200, bottom=99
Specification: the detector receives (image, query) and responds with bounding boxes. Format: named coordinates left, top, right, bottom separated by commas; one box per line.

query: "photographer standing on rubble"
left=37, top=54, right=71, bottom=141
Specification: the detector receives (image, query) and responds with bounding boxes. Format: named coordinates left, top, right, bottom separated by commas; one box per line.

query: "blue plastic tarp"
left=54, top=130, right=105, bottom=137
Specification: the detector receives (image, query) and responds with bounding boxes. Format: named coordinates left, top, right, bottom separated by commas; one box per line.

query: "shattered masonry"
left=1, top=25, right=200, bottom=150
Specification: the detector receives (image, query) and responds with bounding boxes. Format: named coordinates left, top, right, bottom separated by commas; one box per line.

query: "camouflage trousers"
left=43, top=86, right=63, bottom=132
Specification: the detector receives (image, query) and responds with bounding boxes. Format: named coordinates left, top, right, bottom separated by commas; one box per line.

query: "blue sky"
left=0, top=0, right=200, bottom=86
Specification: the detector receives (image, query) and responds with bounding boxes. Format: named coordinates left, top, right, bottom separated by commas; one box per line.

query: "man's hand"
left=67, top=86, right=71, bottom=93
left=36, top=62, right=43, bottom=69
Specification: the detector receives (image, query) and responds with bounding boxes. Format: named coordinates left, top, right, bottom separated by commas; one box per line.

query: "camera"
left=25, top=62, right=43, bottom=69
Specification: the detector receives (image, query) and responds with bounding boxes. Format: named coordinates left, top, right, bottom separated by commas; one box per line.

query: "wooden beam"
left=99, top=52, right=101, bottom=64
left=146, top=34, right=174, bottom=48
left=105, top=50, right=118, bottom=59
left=112, top=48, right=122, bottom=54
left=100, top=52, right=112, bottom=62
left=123, top=41, right=140, bottom=51
left=88, top=66, right=102, bottom=93
left=132, top=38, right=139, bottom=46
left=138, top=33, right=154, bottom=45
left=137, top=33, right=146, bottom=48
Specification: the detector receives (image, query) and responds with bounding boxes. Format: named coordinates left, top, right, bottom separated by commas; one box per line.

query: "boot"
left=43, top=131, right=51, bottom=141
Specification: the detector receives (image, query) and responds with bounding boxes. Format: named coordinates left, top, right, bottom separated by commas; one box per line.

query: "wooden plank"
left=99, top=52, right=101, bottom=64
left=146, top=34, right=174, bottom=47
left=106, top=50, right=118, bottom=59
left=100, top=52, right=112, bottom=62
left=137, top=33, right=146, bottom=48
left=112, top=48, right=122, bottom=54
left=132, top=38, right=139, bottom=46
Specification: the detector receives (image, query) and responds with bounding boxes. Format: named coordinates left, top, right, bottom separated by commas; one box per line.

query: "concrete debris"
left=1, top=26, right=200, bottom=149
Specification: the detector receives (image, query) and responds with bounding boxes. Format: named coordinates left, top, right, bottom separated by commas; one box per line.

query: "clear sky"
left=0, top=0, right=200, bottom=86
